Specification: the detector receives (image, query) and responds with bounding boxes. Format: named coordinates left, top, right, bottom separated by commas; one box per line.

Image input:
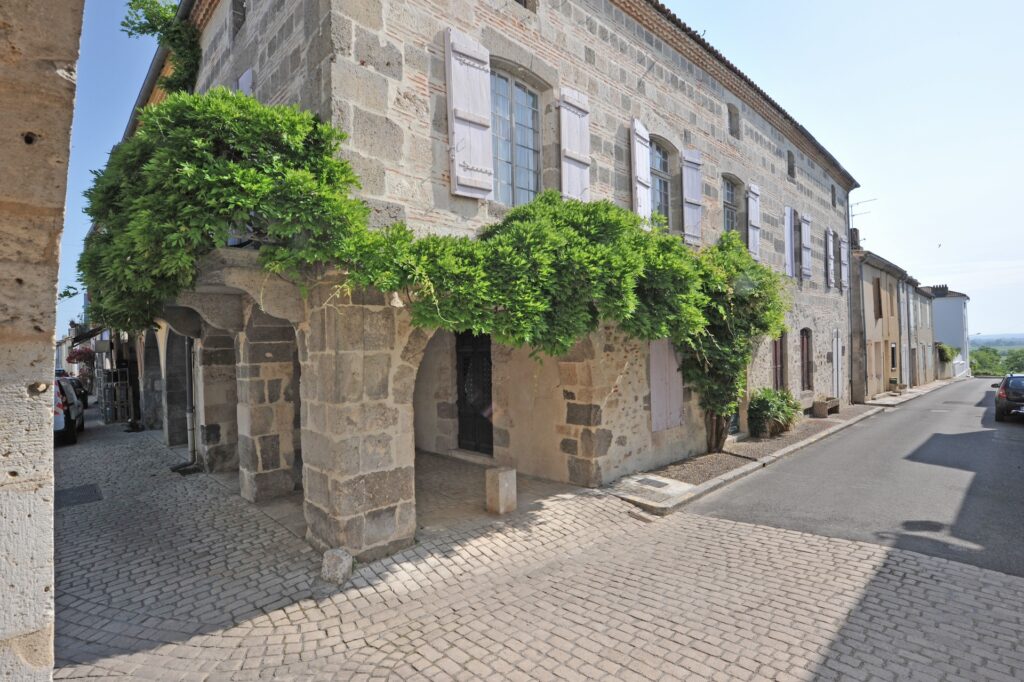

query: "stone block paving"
left=56, top=422, right=1024, bottom=680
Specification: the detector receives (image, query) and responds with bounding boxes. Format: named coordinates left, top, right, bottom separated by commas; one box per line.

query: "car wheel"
left=995, top=409, right=1005, bottom=422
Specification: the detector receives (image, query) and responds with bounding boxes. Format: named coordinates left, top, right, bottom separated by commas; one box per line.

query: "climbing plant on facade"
left=122, top=0, right=201, bottom=93
left=675, top=231, right=788, bottom=453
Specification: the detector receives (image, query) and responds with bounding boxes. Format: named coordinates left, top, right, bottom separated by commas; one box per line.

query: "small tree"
left=121, top=0, right=201, bottom=93
left=1004, top=349, right=1024, bottom=373
left=676, top=232, right=788, bottom=452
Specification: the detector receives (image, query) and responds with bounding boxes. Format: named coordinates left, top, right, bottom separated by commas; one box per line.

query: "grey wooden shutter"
left=631, top=118, right=652, bottom=222
left=825, top=229, right=835, bottom=288
left=650, top=339, right=684, bottom=432
left=444, top=28, right=493, bottom=199
left=800, top=216, right=812, bottom=280
left=560, top=87, right=591, bottom=201
left=746, top=184, right=761, bottom=260
left=784, top=207, right=794, bottom=276
left=682, top=149, right=702, bottom=246
left=840, top=236, right=850, bottom=288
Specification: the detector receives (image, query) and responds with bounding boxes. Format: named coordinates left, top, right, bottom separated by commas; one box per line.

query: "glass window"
left=651, top=141, right=671, bottom=224
left=800, top=328, right=813, bottom=391
left=723, top=178, right=737, bottom=232
left=491, top=72, right=539, bottom=206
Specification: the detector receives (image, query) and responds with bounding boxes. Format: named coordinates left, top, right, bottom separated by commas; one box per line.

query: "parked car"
left=67, top=376, right=89, bottom=409
left=992, top=373, right=1024, bottom=422
left=54, top=377, right=85, bottom=444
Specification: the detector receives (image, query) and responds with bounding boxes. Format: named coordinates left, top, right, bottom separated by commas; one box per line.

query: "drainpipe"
left=185, top=336, right=196, bottom=462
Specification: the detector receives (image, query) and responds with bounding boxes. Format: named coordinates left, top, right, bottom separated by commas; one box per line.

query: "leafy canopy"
left=122, top=0, right=201, bottom=93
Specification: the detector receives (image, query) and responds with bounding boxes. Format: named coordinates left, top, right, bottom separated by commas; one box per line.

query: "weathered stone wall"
left=160, top=327, right=189, bottom=446
left=299, top=283, right=420, bottom=560
left=195, top=322, right=238, bottom=472
left=236, top=302, right=301, bottom=502
left=139, top=330, right=163, bottom=431
left=412, top=330, right=457, bottom=456
left=0, top=0, right=83, bottom=678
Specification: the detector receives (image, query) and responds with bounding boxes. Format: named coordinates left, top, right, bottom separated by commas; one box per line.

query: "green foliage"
left=936, top=342, right=958, bottom=364
left=675, top=232, right=788, bottom=419
left=747, top=387, right=801, bottom=438
left=81, top=88, right=366, bottom=331
left=1004, top=349, right=1024, bottom=373
left=122, top=0, right=201, bottom=93
left=971, top=346, right=1005, bottom=376
left=57, top=284, right=79, bottom=301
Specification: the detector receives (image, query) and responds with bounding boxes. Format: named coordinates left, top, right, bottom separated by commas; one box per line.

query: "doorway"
left=455, top=331, right=493, bottom=455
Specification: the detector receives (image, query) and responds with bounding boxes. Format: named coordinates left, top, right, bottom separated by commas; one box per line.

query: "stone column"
left=139, top=329, right=163, bottom=431
left=195, top=323, right=238, bottom=472
left=300, top=284, right=421, bottom=560
left=236, top=303, right=300, bottom=502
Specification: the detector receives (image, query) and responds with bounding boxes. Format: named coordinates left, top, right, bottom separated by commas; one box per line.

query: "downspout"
left=185, top=336, right=196, bottom=462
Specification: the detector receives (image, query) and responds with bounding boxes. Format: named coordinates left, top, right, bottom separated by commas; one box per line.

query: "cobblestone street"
left=55, top=418, right=1024, bottom=681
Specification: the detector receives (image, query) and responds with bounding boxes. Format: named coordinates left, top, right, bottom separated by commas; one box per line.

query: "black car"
left=68, top=377, right=89, bottom=409
left=993, top=373, right=1024, bottom=422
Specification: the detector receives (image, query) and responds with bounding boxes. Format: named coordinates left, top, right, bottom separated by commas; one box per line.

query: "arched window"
left=727, top=103, right=741, bottom=139
left=787, top=150, right=796, bottom=179
left=491, top=71, right=540, bottom=206
left=772, top=333, right=787, bottom=390
left=800, top=328, right=813, bottom=391
left=650, top=140, right=672, bottom=225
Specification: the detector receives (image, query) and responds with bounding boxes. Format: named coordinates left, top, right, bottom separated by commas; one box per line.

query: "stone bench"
left=812, top=397, right=840, bottom=418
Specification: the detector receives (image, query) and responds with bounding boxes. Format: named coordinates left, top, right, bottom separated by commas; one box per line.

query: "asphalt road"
left=690, top=378, right=1024, bottom=577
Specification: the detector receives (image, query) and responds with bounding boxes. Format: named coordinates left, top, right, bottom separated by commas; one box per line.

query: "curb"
left=637, top=406, right=884, bottom=515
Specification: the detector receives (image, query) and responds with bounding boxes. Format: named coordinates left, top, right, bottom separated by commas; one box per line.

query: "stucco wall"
left=0, top=1, right=83, bottom=678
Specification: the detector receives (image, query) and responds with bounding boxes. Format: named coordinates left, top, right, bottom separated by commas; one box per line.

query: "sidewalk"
left=611, top=377, right=962, bottom=515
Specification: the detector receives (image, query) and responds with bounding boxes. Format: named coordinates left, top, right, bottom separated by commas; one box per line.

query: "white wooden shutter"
left=840, top=236, right=850, bottom=289
left=682, top=149, right=702, bottom=246
left=800, top=216, right=812, bottom=280
left=784, top=207, right=794, bottom=276
left=746, top=184, right=761, bottom=260
left=560, top=87, right=590, bottom=201
left=650, top=339, right=684, bottom=432
left=825, top=229, right=835, bottom=288
left=444, top=28, right=493, bottom=199
left=631, top=118, right=652, bottom=222
left=237, top=68, right=253, bottom=95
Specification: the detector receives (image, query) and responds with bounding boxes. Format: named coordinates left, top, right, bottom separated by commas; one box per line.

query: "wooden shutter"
left=237, top=68, right=253, bottom=95
left=631, top=118, right=652, bottom=222
left=747, top=184, right=761, bottom=260
left=825, top=229, right=835, bottom=288
left=445, top=28, right=493, bottom=199
left=682, top=149, right=702, bottom=246
left=650, top=339, right=684, bottom=432
left=800, top=216, right=812, bottom=280
left=560, top=87, right=590, bottom=201
left=840, top=236, right=850, bottom=289
left=784, top=207, right=794, bottom=276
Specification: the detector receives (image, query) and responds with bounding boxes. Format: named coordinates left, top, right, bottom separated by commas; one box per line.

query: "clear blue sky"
left=58, top=0, right=1023, bottom=335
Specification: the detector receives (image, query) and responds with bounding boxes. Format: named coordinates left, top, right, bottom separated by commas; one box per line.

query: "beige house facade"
left=130, top=0, right=857, bottom=559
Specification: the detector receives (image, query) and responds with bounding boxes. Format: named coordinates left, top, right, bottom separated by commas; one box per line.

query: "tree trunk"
left=705, top=411, right=729, bottom=453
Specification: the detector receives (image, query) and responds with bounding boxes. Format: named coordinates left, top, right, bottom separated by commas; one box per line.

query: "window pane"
left=651, top=142, right=669, bottom=173
left=491, top=73, right=513, bottom=202
left=509, top=80, right=539, bottom=206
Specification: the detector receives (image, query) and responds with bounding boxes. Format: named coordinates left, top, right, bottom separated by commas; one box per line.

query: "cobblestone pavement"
left=56, top=420, right=1024, bottom=680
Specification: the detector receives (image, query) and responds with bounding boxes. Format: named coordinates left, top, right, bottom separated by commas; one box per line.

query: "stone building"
left=920, top=285, right=971, bottom=377
left=850, top=249, right=937, bottom=402
left=129, top=0, right=857, bottom=560
left=0, top=1, right=84, bottom=678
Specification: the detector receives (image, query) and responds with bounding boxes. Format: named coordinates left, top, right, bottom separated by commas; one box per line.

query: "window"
left=650, top=141, right=671, bottom=224
left=727, top=104, right=740, bottom=139
left=231, top=0, right=246, bottom=38
left=787, top=150, right=796, bottom=179
left=791, top=209, right=801, bottom=276
left=723, top=177, right=738, bottom=232
left=833, top=232, right=842, bottom=287
left=800, top=328, right=813, bottom=391
left=890, top=343, right=898, bottom=371
left=831, top=184, right=837, bottom=208
left=491, top=72, right=540, bottom=206
left=873, top=278, right=883, bottom=320
left=771, top=334, right=786, bottom=390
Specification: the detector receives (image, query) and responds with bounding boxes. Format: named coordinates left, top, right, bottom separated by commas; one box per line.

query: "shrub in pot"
left=747, top=387, right=801, bottom=438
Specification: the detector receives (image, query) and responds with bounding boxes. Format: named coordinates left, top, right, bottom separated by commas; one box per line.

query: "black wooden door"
left=455, top=331, right=493, bottom=455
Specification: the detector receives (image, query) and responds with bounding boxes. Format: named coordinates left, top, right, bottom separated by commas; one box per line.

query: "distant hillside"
left=971, top=333, right=1024, bottom=348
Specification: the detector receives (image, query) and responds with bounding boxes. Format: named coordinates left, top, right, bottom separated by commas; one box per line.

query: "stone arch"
left=161, top=328, right=189, bottom=447
left=412, top=329, right=458, bottom=456
left=139, top=328, right=163, bottom=431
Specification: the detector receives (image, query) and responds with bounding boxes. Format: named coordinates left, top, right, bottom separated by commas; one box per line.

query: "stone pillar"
left=139, top=329, right=163, bottom=431
left=162, top=329, right=189, bottom=447
left=0, top=2, right=84, bottom=678
left=236, top=303, right=300, bottom=502
left=195, top=323, right=238, bottom=472
left=300, top=285, right=421, bottom=560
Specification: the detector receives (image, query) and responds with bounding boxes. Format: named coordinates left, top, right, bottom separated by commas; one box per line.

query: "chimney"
left=850, top=227, right=861, bottom=249
left=930, top=284, right=949, bottom=297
